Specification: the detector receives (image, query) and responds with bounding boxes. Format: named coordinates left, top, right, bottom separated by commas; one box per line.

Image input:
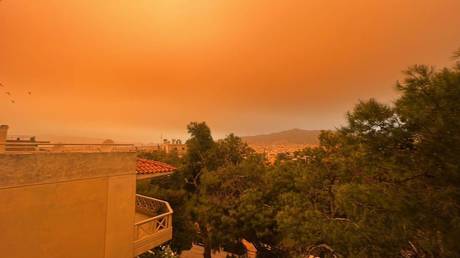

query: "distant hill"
left=242, top=129, right=321, bottom=145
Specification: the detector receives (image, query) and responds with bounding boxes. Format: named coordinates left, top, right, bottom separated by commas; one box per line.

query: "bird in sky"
left=0, top=82, right=17, bottom=104
left=28, top=91, right=32, bottom=95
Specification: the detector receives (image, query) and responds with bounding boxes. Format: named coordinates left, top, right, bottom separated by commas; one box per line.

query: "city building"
left=134, top=144, right=161, bottom=153
left=161, top=139, right=187, bottom=156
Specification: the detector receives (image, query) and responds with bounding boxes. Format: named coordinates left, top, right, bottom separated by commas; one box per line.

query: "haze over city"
left=1, top=0, right=460, bottom=142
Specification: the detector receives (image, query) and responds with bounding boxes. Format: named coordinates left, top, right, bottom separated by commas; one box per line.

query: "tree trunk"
left=200, top=224, right=212, bottom=258
left=203, top=243, right=212, bottom=258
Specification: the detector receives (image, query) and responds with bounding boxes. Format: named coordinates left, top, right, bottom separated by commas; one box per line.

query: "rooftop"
left=136, top=159, right=176, bottom=179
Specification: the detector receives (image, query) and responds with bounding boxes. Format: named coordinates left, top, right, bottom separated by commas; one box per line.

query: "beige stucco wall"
left=0, top=152, right=137, bottom=258
left=104, top=174, right=136, bottom=258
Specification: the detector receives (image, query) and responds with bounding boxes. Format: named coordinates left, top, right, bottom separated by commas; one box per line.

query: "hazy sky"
left=1, top=0, right=460, bottom=142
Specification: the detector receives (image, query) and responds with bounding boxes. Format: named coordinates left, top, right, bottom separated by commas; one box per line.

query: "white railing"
left=134, top=195, right=173, bottom=256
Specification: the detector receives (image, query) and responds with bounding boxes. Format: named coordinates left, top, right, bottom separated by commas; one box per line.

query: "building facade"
left=161, top=139, right=187, bottom=156
left=0, top=126, right=175, bottom=258
left=0, top=152, right=139, bottom=258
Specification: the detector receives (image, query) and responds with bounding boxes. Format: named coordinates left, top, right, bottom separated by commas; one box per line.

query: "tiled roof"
left=136, top=158, right=176, bottom=175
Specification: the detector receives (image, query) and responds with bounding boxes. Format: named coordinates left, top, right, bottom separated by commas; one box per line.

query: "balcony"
left=134, top=194, right=173, bottom=257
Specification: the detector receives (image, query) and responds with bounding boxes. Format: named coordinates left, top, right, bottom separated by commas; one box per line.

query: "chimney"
left=0, top=125, right=9, bottom=153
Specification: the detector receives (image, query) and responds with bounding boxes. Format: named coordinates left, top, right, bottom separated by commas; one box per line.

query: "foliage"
left=184, top=123, right=256, bottom=258
left=271, top=51, right=460, bottom=257
left=140, top=51, right=460, bottom=257
left=139, top=245, right=178, bottom=258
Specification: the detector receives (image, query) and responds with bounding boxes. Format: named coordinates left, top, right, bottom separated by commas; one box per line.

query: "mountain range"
left=242, top=128, right=321, bottom=145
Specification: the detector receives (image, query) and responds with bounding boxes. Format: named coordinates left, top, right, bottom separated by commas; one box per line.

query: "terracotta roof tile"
left=136, top=158, right=176, bottom=175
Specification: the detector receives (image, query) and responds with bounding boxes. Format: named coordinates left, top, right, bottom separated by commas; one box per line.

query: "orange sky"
left=1, top=0, right=460, bottom=142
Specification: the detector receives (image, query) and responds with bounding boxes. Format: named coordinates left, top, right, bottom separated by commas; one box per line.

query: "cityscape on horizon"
left=1, top=1, right=460, bottom=258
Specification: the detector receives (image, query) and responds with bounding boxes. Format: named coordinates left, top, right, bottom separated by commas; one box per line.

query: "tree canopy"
left=139, top=50, right=460, bottom=258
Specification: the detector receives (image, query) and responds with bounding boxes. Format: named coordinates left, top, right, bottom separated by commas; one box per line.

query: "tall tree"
left=183, top=122, right=256, bottom=257
left=184, top=122, right=216, bottom=193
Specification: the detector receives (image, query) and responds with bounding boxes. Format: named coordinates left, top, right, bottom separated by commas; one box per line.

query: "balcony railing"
left=134, top=194, right=173, bottom=257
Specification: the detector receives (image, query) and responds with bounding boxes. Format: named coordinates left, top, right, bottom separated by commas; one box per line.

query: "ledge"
left=0, top=152, right=137, bottom=189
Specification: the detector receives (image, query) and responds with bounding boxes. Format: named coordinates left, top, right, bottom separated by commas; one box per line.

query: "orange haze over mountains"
left=1, top=0, right=460, bottom=142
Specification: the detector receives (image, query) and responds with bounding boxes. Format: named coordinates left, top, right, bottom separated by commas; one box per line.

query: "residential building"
left=0, top=125, right=175, bottom=258
left=161, top=139, right=187, bottom=156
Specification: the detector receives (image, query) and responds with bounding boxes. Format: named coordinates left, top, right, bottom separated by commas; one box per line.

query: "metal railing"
left=0, top=142, right=136, bottom=153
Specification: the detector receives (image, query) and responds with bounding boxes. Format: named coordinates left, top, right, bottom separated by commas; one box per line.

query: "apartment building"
left=161, top=139, right=187, bottom=156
